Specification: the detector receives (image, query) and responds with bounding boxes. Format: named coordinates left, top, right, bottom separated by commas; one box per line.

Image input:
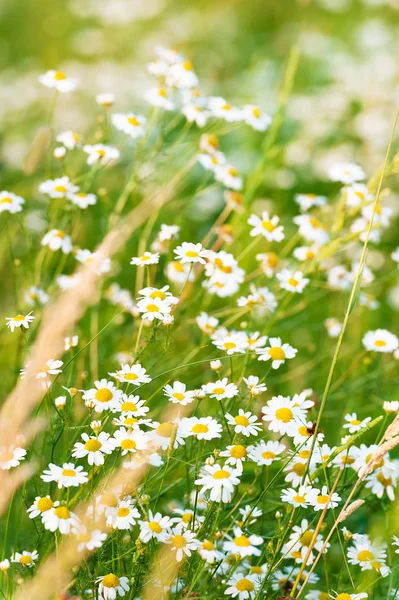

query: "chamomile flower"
left=220, top=444, right=248, bottom=474
left=112, top=112, right=146, bottom=138
left=225, top=573, right=258, bottom=599
left=110, top=363, right=151, bottom=386
left=74, top=527, right=107, bottom=552
left=226, top=410, right=262, bottom=437
left=362, top=329, right=398, bottom=353
left=280, top=485, right=316, bottom=508
left=167, top=59, right=198, bottom=88
left=64, top=335, right=78, bottom=351
left=277, top=269, right=309, bottom=293
left=262, top=395, right=305, bottom=435
left=196, top=312, right=219, bottom=336
left=248, top=212, right=285, bottom=242
left=83, top=144, right=119, bottom=166
left=107, top=498, right=140, bottom=530
left=180, top=416, right=222, bottom=441
left=136, top=296, right=173, bottom=322
left=293, top=245, right=319, bottom=261
left=328, top=163, right=366, bottom=184
left=39, top=176, right=78, bottom=198
left=257, top=337, right=297, bottom=369
left=215, top=164, right=243, bottom=190
left=293, top=214, right=329, bottom=245
left=166, top=528, right=199, bottom=562
left=41, top=229, right=72, bottom=254
left=68, top=191, right=97, bottom=209
left=365, top=469, right=397, bottom=501
left=248, top=440, right=286, bottom=466
left=96, top=93, right=115, bottom=108
left=6, top=312, right=35, bottom=333
left=75, top=249, right=111, bottom=275
left=199, top=539, right=222, bottom=563
left=243, top=375, right=267, bottom=396
left=116, top=395, right=149, bottom=417
left=202, top=378, right=239, bottom=401
left=139, top=510, right=174, bottom=543
left=83, top=379, right=123, bottom=413
left=145, top=87, right=175, bottom=110
left=174, top=242, right=209, bottom=264
left=325, top=318, right=342, bottom=338
left=224, top=527, right=263, bottom=558
left=282, top=519, right=327, bottom=564
left=166, top=260, right=195, bottom=284
left=309, top=486, right=341, bottom=511
left=148, top=421, right=185, bottom=450
left=182, top=102, right=210, bottom=127
left=208, top=97, right=241, bottom=122
left=195, top=463, right=240, bottom=503
left=130, top=252, right=160, bottom=266
left=56, top=130, right=81, bottom=149
left=41, top=503, right=79, bottom=534
left=96, top=574, right=130, bottom=600
left=347, top=535, right=388, bottom=575
left=27, top=496, right=54, bottom=519
left=212, top=332, right=248, bottom=355
left=39, top=70, right=77, bottom=92
left=11, top=550, right=38, bottom=568
left=41, top=462, right=88, bottom=488
left=72, top=432, right=116, bottom=466
left=0, top=191, right=25, bottom=213
left=24, top=286, right=48, bottom=306
left=343, top=413, right=372, bottom=434
left=0, top=445, right=27, bottom=470
left=242, top=105, right=272, bottom=131
left=112, top=427, right=149, bottom=455
left=295, top=193, right=327, bottom=212
left=164, top=381, right=195, bottom=406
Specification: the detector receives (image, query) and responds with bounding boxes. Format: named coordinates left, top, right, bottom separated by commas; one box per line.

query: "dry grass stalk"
left=337, top=499, right=365, bottom=523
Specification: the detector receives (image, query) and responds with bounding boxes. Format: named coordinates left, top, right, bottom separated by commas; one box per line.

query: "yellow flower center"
left=127, top=116, right=140, bottom=126
left=84, top=439, right=102, bottom=452
left=223, top=342, right=236, bottom=350
left=146, top=303, right=159, bottom=312
left=213, top=469, right=230, bottom=479
left=123, top=417, right=138, bottom=427
left=19, top=555, right=33, bottom=565
left=236, top=578, right=254, bottom=592
left=230, top=445, right=247, bottom=459
left=233, top=535, right=251, bottom=547
left=261, top=220, right=275, bottom=232
left=54, top=506, right=70, bottom=519
left=101, top=574, right=120, bottom=588
left=181, top=513, right=192, bottom=523
left=299, top=531, right=314, bottom=547
left=55, top=185, right=67, bottom=193
left=158, top=88, right=167, bottom=98
left=148, top=521, right=162, bottom=533
left=171, top=534, right=186, bottom=548
left=298, top=450, right=310, bottom=459
left=298, top=426, right=310, bottom=437
left=185, top=250, right=198, bottom=258
left=55, top=230, right=65, bottom=238
left=62, top=469, right=76, bottom=477
left=117, top=507, right=130, bottom=517
left=221, top=103, right=232, bottom=111
left=173, top=392, right=185, bottom=401
left=252, top=107, right=261, bottom=118
left=95, top=388, right=113, bottom=403
left=121, top=401, right=138, bottom=411
left=124, top=373, right=138, bottom=381
left=293, top=494, right=306, bottom=504
left=292, top=462, right=306, bottom=475
left=54, top=71, right=66, bottom=80
left=120, top=439, right=136, bottom=450
left=275, top=407, right=292, bottom=423
left=173, top=261, right=184, bottom=272
left=100, top=493, right=118, bottom=507
left=350, top=419, right=361, bottom=426
left=316, top=495, right=330, bottom=504
left=192, top=423, right=209, bottom=434
left=262, top=451, right=276, bottom=460
left=213, top=387, right=225, bottom=395
left=377, top=472, right=392, bottom=487
left=287, top=278, right=299, bottom=287
left=150, top=290, right=166, bottom=300
left=13, top=315, right=26, bottom=322
left=234, top=415, right=249, bottom=427
left=156, top=422, right=174, bottom=437
left=202, top=541, right=214, bottom=550
left=0, top=196, right=12, bottom=203
left=97, top=149, right=106, bottom=158
left=374, top=339, right=386, bottom=347
left=309, top=217, right=324, bottom=229
left=268, top=347, right=285, bottom=361
left=357, top=550, right=374, bottom=562
left=336, top=594, right=352, bottom=600
left=182, top=60, right=193, bottom=71
left=37, top=497, right=54, bottom=512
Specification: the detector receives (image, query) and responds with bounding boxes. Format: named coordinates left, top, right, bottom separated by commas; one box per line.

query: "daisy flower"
left=42, top=503, right=79, bottom=534
left=83, top=144, right=119, bottom=166
left=41, top=462, right=88, bottom=488
left=226, top=410, right=262, bottom=437
left=11, top=550, right=38, bottom=568
left=167, top=59, right=198, bottom=88
left=220, top=444, right=248, bottom=474
left=138, top=510, right=174, bottom=543
left=144, top=87, right=175, bottom=110
left=130, top=251, right=160, bottom=266
left=166, top=260, right=195, bottom=284
left=309, top=486, right=341, bottom=511
left=202, top=378, right=238, bottom=401
left=242, top=105, right=271, bottom=131
left=64, top=335, right=79, bottom=351
left=262, top=395, right=305, bottom=436
left=277, top=269, right=309, bottom=293
left=212, top=332, right=248, bottom=355
left=293, top=214, right=329, bottom=245
left=75, top=249, right=111, bottom=275
left=343, top=413, right=372, bottom=434
left=112, top=427, right=149, bottom=455
left=106, top=498, right=140, bottom=530
left=180, top=416, right=222, bottom=441
left=56, top=130, right=81, bottom=149
left=292, top=245, right=319, bottom=261
left=243, top=375, right=267, bottom=396
left=110, top=363, right=151, bottom=386
left=74, top=527, right=107, bottom=552
left=96, top=93, right=115, bottom=107
left=215, top=164, right=243, bottom=190
left=294, top=193, right=327, bottom=212
left=208, top=97, right=241, bottom=122
left=248, top=440, right=286, bottom=466
left=195, top=463, right=240, bottom=503
left=365, top=470, right=397, bottom=501
left=347, top=535, right=388, bottom=575
left=256, top=337, right=298, bottom=369
left=0, top=445, right=27, bottom=470
left=248, top=211, right=285, bottom=242
left=328, top=163, right=366, bottom=184
left=148, top=421, right=185, bottom=450
left=225, top=573, right=258, bottom=599
left=280, top=485, right=315, bottom=508
left=182, top=101, right=210, bottom=127
left=96, top=574, right=130, bottom=600
left=166, top=528, right=199, bottom=562
left=39, top=176, right=78, bottom=198
left=24, top=286, right=48, bottom=306
left=72, top=432, right=116, bottom=466
left=198, top=539, right=222, bottom=563
left=27, top=496, right=54, bottom=519
left=136, top=296, right=173, bottom=322
left=0, top=191, right=25, bottom=213
left=116, top=394, right=149, bottom=416
left=164, top=381, right=195, bottom=406
left=35, top=358, right=63, bottom=379
left=174, top=242, right=209, bottom=264
left=362, top=329, right=398, bottom=353
left=38, top=70, right=77, bottom=92
left=325, top=318, right=342, bottom=338
left=67, top=191, right=97, bottom=209
left=111, top=112, right=146, bottom=138
left=83, top=379, right=123, bottom=412
left=223, top=527, right=263, bottom=557
left=41, top=229, right=72, bottom=254
left=6, top=312, right=35, bottom=333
